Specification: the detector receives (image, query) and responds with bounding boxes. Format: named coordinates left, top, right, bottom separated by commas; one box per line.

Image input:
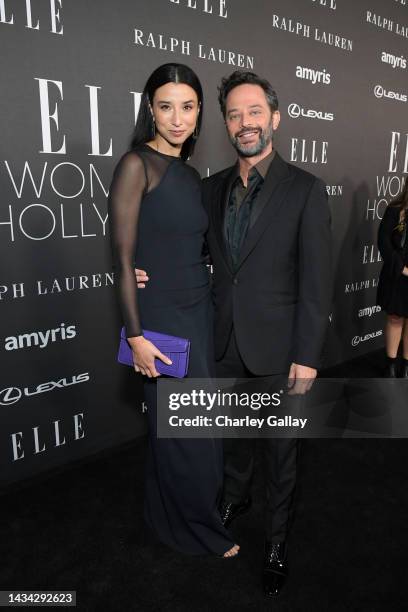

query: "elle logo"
left=35, top=78, right=142, bottom=156
left=290, top=138, right=328, bottom=164
left=169, top=0, right=228, bottom=18
left=11, top=414, right=85, bottom=461
left=363, top=245, right=382, bottom=264
left=311, top=0, right=337, bottom=8
left=388, top=131, right=408, bottom=173
left=0, top=0, right=63, bottom=33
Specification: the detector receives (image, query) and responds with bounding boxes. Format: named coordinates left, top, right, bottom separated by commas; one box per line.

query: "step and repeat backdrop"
left=0, top=0, right=407, bottom=487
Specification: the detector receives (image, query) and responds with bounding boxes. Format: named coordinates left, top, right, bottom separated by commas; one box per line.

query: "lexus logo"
left=0, top=387, right=22, bottom=406
left=352, top=330, right=382, bottom=346
left=288, top=103, right=334, bottom=121
left=0, top=373, right=90, bottom=406
left=288, top=103, right=301, bottom=119
left=374, top=84, right=407, bottom=103
left=374, top=85, right=384, bottom=99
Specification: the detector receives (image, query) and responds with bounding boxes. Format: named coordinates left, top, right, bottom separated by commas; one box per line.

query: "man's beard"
left=230, top=123, right=274, bottom=157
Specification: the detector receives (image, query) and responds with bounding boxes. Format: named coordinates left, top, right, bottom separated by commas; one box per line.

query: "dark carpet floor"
left=1, top=349, right=407, bottom=612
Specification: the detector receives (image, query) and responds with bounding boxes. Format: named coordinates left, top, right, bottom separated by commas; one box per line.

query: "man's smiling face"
left=224, top=84, right=280, bottom=157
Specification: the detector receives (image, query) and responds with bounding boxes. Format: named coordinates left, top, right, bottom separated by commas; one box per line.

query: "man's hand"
left=287, top=363, right=317, bottom=395
left=402, top=266, right=408, bottom=277
left=135, top=268, right=149, bottom=288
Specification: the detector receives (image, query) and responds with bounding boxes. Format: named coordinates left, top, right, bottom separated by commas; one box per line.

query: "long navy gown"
left=108, top=144, right=234, bottom=555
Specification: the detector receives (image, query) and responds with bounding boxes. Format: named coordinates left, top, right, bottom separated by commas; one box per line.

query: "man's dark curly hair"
left=218, top=71, right=279, bottom=118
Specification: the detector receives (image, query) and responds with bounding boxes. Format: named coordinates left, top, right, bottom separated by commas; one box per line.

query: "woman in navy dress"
left=108, top=64, right=238, bottom=556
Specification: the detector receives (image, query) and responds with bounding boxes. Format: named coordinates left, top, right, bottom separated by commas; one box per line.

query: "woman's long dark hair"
left=390, top=178, right=408, bottom=211
left=131, top=63, right=203, bottom=161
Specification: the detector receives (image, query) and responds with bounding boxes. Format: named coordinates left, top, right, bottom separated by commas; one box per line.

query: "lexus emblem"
left=374, top=85, right=384, bottom=99
left=288, top=103, right=301, bottom=119
left=0, top=387, right=22, bottom=406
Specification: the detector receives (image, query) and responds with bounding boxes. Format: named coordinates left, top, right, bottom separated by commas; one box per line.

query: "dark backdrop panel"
left=1, top=0, right=407, bottom=486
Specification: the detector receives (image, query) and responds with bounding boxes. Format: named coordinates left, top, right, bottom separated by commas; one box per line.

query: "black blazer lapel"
left=211, top=164, right=237, bottom=273
left=235, top=153, right=293, bottom=270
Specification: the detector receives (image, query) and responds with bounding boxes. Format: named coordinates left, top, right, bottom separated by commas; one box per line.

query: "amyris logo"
left=4, top=323, right=77, bottom=351
left=358, top=305, right=382, bottom=318
left=295, top=65, right=331, bottom=84
left=381, top=51, right=407, bottom=69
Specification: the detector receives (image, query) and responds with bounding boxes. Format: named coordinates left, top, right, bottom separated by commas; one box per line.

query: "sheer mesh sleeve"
left=108, top=151, right=147, bottom=338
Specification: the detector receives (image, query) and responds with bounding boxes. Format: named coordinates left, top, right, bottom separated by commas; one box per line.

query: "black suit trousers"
left=216, top=326, right=298, bottom=543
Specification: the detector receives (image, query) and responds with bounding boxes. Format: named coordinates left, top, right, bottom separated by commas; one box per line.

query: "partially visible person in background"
left=377, top=180, right=408, bottom=377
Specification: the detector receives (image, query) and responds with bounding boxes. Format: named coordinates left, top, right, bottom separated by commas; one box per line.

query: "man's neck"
left=238, top=144, right=273, bottom=186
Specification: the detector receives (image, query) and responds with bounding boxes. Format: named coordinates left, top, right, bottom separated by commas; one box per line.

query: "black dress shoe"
left=219, top=497, right=251, bottom=527
left=263, top=541, right=288, bottom=597
left=401, top=361, right=408, bottom=378
left=384, top=362, right=398, bottom=377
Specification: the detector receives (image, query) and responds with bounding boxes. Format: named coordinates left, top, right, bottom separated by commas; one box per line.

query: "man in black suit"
left=135, top=70, right=332, bottom=597
left=202, top=71, right=332, bottom=596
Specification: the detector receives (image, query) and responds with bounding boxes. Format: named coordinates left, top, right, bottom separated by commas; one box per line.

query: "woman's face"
left=151, top=82, right=199, bottom=147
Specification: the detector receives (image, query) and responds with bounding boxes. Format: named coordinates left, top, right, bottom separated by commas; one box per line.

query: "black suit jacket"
left=202, top=151, right=332, bottom=375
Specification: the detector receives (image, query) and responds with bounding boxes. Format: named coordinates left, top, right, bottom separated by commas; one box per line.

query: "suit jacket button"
left=233, top=277, right=238, bottom=285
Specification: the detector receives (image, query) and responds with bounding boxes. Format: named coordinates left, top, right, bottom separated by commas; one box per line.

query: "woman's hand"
left=127, top=336, right=172, bottom=378
left=402, top=266, right=408, bottom=277
left=135, top=268, right=149, bottom=288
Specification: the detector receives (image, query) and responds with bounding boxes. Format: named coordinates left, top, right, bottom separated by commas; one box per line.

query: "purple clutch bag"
left=117, top=326, right=190, bottom=378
